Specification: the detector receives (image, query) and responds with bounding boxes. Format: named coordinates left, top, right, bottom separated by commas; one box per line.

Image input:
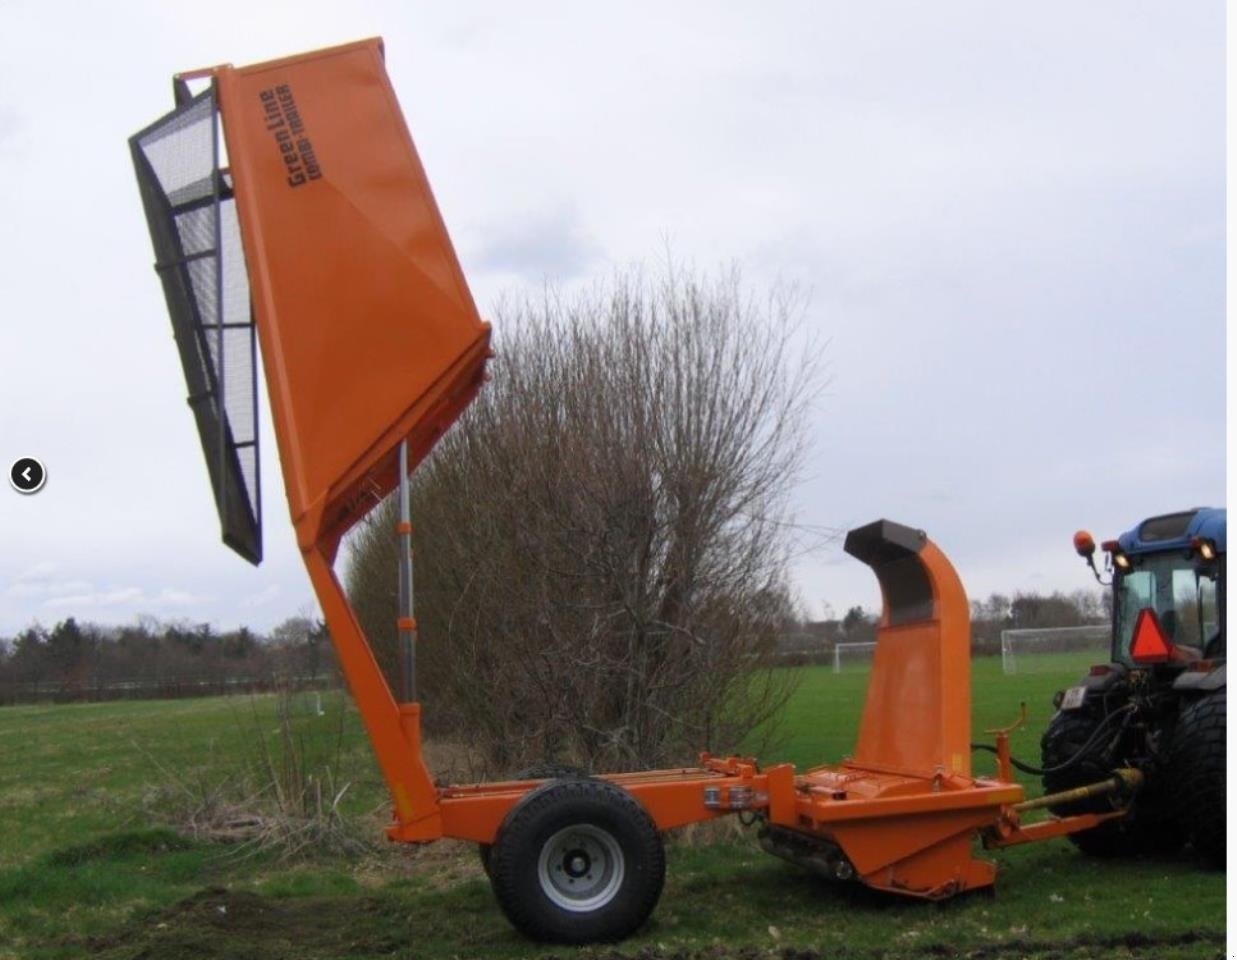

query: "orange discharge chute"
left=215, top=39, right=492, bottom=559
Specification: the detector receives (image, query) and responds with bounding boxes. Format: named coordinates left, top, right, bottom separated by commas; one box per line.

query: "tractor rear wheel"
left=479, top=765, right=591, bottom=878
left=1166, top=690, right=1225, bottom=869
left=1040, top=706, right=1181, bottom=857
left=487, top=778, right=664, bottom=943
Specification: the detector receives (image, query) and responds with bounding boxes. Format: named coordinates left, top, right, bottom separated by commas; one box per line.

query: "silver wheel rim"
left=536, top=823, right=625, bottom=912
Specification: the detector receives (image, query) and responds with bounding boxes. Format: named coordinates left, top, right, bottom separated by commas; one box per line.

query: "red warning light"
left=1130, top=608, right=1174, bottom=664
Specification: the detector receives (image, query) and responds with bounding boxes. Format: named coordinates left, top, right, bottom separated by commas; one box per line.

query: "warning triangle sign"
left=1130, top=608, right=1174, bottom=663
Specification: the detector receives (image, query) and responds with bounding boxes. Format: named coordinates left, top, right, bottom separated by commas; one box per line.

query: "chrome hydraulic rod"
left=397, top=440, right=417, bottom=702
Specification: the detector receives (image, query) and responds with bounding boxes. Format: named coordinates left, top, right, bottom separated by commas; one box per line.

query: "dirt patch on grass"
left=66, top=887, right=1224, bottom=960
left=78, top=887, right=444, bottom=960
left=555, top=933, right=1224, bottom=960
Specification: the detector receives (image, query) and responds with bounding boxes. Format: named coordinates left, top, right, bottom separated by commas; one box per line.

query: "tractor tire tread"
left=1167, top=690, right=1226, bottom=869
left=1040, top=705, right=1180, bottom=858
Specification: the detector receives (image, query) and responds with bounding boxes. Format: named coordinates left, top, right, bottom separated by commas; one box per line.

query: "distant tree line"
left=0, top=615, right=336, bottom=705
left=775, top=588, right=1110, bottom=663
left=0, top=586, right=1109, bottom=705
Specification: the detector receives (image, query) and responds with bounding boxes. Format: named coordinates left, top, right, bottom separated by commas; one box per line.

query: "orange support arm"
left=304, top=547, right=442, bottom=837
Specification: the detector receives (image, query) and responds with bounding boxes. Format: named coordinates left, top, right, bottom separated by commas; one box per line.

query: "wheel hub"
left=564, top=850, right=590, bottom=878
left=537, top=824, right=625, bottom=912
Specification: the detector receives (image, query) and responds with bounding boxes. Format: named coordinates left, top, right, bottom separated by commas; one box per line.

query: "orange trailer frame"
left=130, top=37, right=1138, bottom=936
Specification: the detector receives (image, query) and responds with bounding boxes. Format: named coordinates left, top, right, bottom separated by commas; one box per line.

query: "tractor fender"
left=1171, top=661, right=1226, bottom=694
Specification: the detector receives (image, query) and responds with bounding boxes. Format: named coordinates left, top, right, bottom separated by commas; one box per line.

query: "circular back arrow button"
left=10, top=457, right=47, bottom=494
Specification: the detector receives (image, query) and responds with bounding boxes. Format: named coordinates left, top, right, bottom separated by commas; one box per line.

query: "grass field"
left=0, top=656, right=1225, bottom=959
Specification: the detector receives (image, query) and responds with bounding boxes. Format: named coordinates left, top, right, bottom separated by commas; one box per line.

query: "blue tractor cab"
left=1107, top=508, right=1225, bottom=667
left=1041, top=507, right=1226, bottom=865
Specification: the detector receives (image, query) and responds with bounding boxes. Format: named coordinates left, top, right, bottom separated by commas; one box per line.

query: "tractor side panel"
left=216, top=39, right=490, bottom=551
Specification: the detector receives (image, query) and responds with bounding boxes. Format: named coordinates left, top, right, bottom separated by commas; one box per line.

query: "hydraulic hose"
left=971, top=703, right=1136, bottom=776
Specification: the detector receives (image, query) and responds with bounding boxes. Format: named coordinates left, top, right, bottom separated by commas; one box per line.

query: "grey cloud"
left=0, top=106, right=17, bottom=145
left=469, top=203, right=603, bottom=281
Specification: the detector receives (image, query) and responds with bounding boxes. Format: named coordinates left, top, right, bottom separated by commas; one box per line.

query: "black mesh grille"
left=130, top=86, right=262, bottom=564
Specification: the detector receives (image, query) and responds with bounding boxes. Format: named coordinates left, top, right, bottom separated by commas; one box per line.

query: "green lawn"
left=0, top=658, right=1224, bottom=959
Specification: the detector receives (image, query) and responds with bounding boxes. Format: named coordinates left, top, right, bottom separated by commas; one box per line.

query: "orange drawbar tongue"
left=1130, top=608, right=1174, bottom=663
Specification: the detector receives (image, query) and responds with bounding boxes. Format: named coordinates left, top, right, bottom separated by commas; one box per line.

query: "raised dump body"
left=132, top=39, right=491, bottom=832
left=130, top=39, right=1140, bottom=945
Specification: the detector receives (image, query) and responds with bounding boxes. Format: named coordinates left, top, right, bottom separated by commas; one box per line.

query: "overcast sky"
left=0, top=2, right=1225, bottom=635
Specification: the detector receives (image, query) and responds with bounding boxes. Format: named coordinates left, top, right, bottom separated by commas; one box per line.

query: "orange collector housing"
left=130, top=39, right=1141, bottom=946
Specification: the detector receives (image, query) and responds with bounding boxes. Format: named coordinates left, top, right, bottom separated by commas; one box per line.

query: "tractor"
left=1046, top=508, right=1226, bottom=864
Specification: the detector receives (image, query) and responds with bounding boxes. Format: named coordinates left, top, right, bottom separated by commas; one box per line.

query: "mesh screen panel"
left=130, top=87, right=262, bottom=564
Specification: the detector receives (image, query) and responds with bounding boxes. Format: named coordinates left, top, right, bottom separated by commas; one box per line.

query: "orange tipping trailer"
left=129, top=38, right=1143, bottom=945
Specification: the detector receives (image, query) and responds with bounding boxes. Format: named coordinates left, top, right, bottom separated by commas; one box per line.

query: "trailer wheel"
left=487, top=778, right=664, bottom=943
left=1166, top=690, right=1225, bottom=868
left=1041, top=706, right=1180, bottom=857
left=479, top=765, right=591, bottom=878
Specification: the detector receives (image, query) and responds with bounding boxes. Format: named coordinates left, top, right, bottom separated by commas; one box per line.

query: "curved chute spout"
left=843, top=519, right=974, bottom=779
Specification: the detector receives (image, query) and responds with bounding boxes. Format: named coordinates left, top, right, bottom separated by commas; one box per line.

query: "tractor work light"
left=1113, top=552, right=1131, bottom=571
left=1193, top=537, right=1217, bottom=561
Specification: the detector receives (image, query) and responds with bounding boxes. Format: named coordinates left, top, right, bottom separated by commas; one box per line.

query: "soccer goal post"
left=1000, top=625, right=1110, bottom=675
left=832, top=641, right=878, bottom=673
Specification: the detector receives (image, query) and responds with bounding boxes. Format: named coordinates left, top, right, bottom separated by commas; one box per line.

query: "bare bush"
left=347, top=264, right=820, bottom=772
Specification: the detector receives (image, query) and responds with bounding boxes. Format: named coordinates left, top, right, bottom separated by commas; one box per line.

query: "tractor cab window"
left=1114, top=551, right=1221, bottom=664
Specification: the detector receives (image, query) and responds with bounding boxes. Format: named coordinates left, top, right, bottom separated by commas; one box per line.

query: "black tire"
left=479, top=765, right=591, bottom=878
left=1166, top=690, right=1226, bottom=869
left=487, top=778, right=665, bottom=944
left=1040, top=707, right=1181, bottom=857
